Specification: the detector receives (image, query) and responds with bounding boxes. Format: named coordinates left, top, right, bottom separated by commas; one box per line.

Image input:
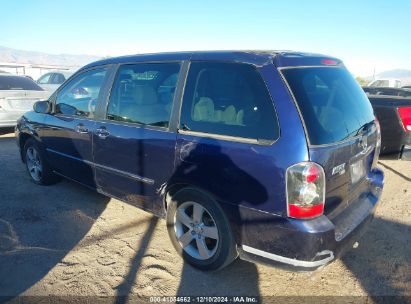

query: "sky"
left=0, top=0, right=410, bottom=76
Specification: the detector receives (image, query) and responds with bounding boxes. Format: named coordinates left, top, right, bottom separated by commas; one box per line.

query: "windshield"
left=0, top=75, right=44, bottom=91
left=282, top=67, right=375, bottom=145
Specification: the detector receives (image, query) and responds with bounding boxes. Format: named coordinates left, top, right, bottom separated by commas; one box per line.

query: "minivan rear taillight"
left=397, top=107, right=411, bottom=132
left=286, top=162, right=325, bottom=219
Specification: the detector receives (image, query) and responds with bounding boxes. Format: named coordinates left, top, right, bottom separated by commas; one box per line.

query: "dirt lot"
left=0, top=128, right=410, bottom=302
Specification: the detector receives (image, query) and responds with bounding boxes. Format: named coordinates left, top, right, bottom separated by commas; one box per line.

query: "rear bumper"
left=0, top=120, right=17, bottom=127
left=241, top=245, right=334, bottom=269
left=400, top=145, right=411, bottom=160
left=383, top=143, right=411, bottom=160
left=379, top=131, right=411, bottom=160
left=232, top=168, right=384, bottom=270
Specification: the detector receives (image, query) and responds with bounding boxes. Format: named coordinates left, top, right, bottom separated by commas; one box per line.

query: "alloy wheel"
left=26, top=147, right=42, bottom=182
left=174, top=201, right=219, bottom=260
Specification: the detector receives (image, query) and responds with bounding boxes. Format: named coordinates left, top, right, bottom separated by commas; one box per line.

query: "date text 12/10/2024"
left=149, top=296, right=258, bottom=303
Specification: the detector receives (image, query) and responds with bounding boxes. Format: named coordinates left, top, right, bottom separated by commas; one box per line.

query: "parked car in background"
left=22, top=75, right=34, bottom=81
left=402, top=85, right=411, bottom=91
left=368, top=78, right=402, bottom=88
left=363, top=86, right=411, bottom=97
left=16, top=51, right=384, bottom=271
left=364, top=88, right=411, bottom=160
left=0, top=74, right=49, bottom=127
left=37, top=71, right=74, bottom=92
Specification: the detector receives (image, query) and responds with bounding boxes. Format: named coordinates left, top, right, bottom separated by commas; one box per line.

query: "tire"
left=166, top=188, right=238, bottom=271
left=23, top=138, right=59, bottom=185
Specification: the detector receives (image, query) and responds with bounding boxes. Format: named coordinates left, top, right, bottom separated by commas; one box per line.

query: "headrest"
left=133, top=86, right=158, bottom=105
left=196, top=97, right=214, bottom=107
left=193, top=97, right=214, bottom=121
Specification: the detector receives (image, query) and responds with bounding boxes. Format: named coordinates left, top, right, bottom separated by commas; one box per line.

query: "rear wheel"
left=166, top=188, right=237, bottom=271
left=24, top=138, right=59, bottom=185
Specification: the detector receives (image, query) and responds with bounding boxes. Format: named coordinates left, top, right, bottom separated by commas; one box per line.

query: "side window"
left=55, top=68, right=107, bottom=118
left=180, top=62, right=279, bottom=141
left=50, top=73, right=66, bottom=84
left=37, top=73, right=51, bottom=84
left=107, top=63, right=180, bottom=128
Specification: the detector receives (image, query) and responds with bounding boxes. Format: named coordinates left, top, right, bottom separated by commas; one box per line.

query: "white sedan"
left=0, top=74, right=50, bottom=127
left=36, top=71, right=74, bottom=93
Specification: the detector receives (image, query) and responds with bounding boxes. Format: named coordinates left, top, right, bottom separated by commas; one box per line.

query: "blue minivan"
left=16, top=51, right=384, bottom=271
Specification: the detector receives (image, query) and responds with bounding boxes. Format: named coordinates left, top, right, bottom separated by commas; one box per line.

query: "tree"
left=355, top=77, right=369, bottom=86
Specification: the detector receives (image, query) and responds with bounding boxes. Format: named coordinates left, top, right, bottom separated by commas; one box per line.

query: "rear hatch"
left=281, top=66, right=379, bottom=223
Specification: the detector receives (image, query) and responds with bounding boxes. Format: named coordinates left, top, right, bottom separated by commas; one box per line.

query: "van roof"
left=82, top=50, right=342, bottom=70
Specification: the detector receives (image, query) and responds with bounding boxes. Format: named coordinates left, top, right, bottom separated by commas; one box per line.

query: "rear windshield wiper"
left=340, top=121, right=374, bottom=141
left=355, top=121, right=374, bottom=136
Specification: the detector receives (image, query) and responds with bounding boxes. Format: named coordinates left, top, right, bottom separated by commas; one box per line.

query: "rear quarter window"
left=180, top=62, right=279, bottom=142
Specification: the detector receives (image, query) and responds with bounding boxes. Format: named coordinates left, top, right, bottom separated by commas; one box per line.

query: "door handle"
left=75, top=124, right=89, bottom=134
left=95, top=127, right=110, bottom=139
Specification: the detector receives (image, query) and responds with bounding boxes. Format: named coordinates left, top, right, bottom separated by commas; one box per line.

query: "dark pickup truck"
left=363, top=87, right=411, bottom=160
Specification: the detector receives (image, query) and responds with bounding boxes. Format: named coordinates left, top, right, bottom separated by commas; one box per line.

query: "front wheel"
left=166, top=188, right=237, bottom=271
left=24, top=138, right=59, bottom=185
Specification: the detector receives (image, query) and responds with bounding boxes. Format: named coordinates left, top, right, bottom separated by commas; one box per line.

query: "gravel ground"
left=0, top=128, right=410, bottom=303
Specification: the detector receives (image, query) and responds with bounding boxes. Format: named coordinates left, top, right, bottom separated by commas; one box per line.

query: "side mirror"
left=33, top=100, right=51, bottom=114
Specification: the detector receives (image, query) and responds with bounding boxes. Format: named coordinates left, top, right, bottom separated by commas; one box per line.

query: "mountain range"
left=374, top=69, right=411, bottom=79
left=0, top=45, right=102, bottom=68
left=1, top=46, right=411, bottom=85
left=364, top=69, right=411, bottom=86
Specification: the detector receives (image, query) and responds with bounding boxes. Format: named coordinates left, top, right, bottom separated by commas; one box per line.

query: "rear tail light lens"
left=397, top=107, right=411, bottom=132
left=286, top=162, right=325, bottom=219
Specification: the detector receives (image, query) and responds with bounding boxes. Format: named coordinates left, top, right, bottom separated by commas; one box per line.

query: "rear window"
left=0, top=75, right=44, bottom=91
left=282, top=67, right=375, bottom=145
